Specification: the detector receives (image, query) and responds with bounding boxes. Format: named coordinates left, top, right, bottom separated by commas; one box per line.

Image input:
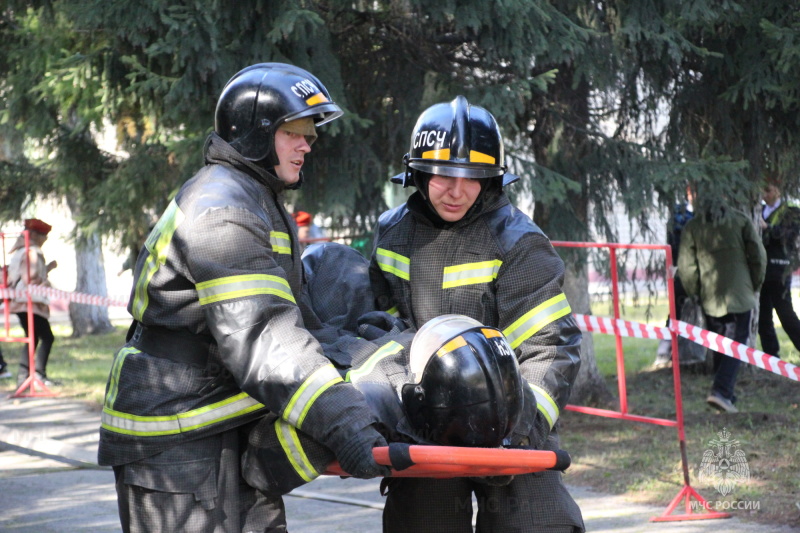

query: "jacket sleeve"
left=677, top=223, right=700, bottom=297
left=742, top=217, right=767, bottom=292
left=368, top=224, right=398, bottom=315
left=497, top=232, right=582, bottom=449
left=183, top=205, right=379, bottom=454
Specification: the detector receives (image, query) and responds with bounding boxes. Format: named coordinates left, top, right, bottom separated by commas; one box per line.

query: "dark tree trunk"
left=526, top=66, right=613, bottom=407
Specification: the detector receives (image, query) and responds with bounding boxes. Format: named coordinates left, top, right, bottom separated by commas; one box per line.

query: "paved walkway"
left=0, top=394, right=793, bottom=532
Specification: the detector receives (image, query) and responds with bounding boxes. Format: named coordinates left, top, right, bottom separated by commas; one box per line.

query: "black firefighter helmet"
left=392, top=95, right=519, bottom=191
left=214, top=62, right=343, bottom=168
left=401, top=315, right=524, bottom=447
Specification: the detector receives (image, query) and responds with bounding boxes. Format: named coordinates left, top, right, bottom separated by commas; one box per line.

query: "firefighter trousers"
left=113, top=421, right=285, bottom=532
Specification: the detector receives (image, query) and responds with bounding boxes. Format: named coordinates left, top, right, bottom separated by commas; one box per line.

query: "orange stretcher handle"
left=324, top=444, right=571, bottom=478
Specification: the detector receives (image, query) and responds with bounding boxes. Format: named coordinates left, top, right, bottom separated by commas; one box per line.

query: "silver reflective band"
left=270, top=231, right=291, bottom=254
left=282, top=365, right=343, bottom=428
left=504, top=293, right=572, bottom=349
left=132, top=200, right=185, bottom=320
left=101, top=392, right=265, bottom=436
left=276, top=419, right=320, bottom=482
left=442, top=260, right=502, bottom=288
left=346, top=341, right=403, bottom=383
left=376, top=248, right=410, bottom=280
left=196, top=274, right=295, bottom=305
left=529, top=382, right=559, bottom=430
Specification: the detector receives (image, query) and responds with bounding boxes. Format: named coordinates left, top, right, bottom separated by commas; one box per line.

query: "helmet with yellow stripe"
left=402, top=314, right=524, bottom=447
left=393, top=95, right=518, bottom=190
left=215, top=63, right=343, bottom=168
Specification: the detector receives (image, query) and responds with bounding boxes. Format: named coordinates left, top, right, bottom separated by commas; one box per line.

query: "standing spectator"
left=654, top=189, right=694, bottom=367
left=98, top=63, right=388, bottom=532
left=0, top=264, right=9, bottom=378
left=370, top=96, right=584, bottom=532
left=678, top=197, right=766, bottom=413
left=758, top=181, right=800, bottom=357
left=8, top=218, right=58, bottom=387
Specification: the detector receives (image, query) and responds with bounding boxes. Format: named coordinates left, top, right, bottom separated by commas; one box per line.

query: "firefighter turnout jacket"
left=98, top=134, right=379, bottom=466
left=369, top=189, right=582, bottom=449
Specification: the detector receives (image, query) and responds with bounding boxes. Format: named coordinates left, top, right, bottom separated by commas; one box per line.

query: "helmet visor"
left=409, top=314, right=483, bottom=380
left=284, top=101, right=343, bottom=127
left=408, top=160, right=504, bottom=179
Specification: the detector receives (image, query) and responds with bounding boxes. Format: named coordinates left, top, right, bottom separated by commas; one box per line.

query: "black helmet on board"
left=392, top=95, right=519, bottom=191
left=401, top=315, right=524, bottom=447
left=214, top=62, right=343, bottom=168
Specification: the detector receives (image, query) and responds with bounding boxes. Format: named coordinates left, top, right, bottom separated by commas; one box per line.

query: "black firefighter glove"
left=335, top=424, right=392, bottom=479
left=357, top=311, right=407, bottom=341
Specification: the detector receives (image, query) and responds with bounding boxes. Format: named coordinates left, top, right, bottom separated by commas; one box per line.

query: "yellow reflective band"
left=132, top=200, right=185, bottom=320
left=276, top=419, right=319, bottom=482
left=422, top=148, right=451, bottom=160
left=104, top=346, right=140, bottom=410
left=346, top=341, right=404, bottom=383
left=270, top=231, right=291, bottom=255
left=469, top=150, right=496, bottom=164
left=376, top=248, right=410, bottom=281
left=530, top=382, right=559, bottom=430
left=196, top=274, right=295, bottom=305
left=442, top=260, right=502, bottom=289
left=386, top=306, right=400, bottom=317
left=283, top=365, right=343, bottom=428
left=503, top=293, right=572, bottom=349
left=437, top=336, right=467, bottom=357
left=101, top=392, right=266, bottom=436
left=482, top=328, right=502, bottom=339
left=306, top=93, right=329, bottom=106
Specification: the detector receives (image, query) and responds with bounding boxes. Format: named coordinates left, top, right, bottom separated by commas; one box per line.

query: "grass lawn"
left=0, top=323, right=126, bottom=407
left=561, top=299, right=800, bottom=528
left=1, top=306, right=798, bottom=528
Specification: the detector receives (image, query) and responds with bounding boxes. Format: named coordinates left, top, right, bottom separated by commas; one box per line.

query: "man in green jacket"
left=678, top=202, right=766, bottom=413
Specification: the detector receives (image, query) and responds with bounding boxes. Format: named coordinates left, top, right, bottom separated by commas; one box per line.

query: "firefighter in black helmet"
left=99, top=63, right=389, bottom=532
left=401, top=314, right=524, bottom=448
left=371, top=96, right=585, bottom=532
left=239, top=243, right=529, bottom=496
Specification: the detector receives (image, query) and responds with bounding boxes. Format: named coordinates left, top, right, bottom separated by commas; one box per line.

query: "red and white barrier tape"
left=0, top=285, right=127, bottom=308
left=573, top=314, right=671, bottom=341
left=574, top=313, right=800, bottom=383
left=2, top=285, right=797, bottom=382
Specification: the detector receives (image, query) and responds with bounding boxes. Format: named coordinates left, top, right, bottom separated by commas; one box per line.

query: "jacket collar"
left=204, top=133, right=288, bottom=195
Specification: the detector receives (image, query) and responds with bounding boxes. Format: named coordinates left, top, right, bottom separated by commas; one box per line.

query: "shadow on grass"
left=561, top=364, right=800, bottom=528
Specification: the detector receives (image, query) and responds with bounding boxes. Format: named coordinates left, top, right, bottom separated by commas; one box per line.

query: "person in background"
left=1, top=265, right=11, bottom=378
left=654, top=188, right=694, bottom=367
left=292, top=210, right=327, bottom=250
left=8, top=218, right=58, bottom=387
left=678, top=193, right=766, bottom=413
left=370, top=96, right=584, bottom=532
left=98, top=63, right=388, bottom=532
left=758, top=181, right=800, bottom=358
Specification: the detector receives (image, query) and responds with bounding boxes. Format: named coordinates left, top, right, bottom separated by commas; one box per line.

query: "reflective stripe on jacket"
left=98, top=134, right=377, bottom=466
left=369, top=191, right=581, bottom=446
